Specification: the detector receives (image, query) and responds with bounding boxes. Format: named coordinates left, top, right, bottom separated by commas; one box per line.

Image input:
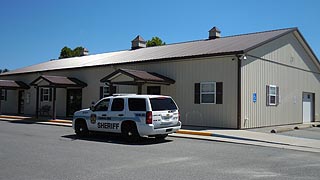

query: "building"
left=0, top=27, right=319, bottom=129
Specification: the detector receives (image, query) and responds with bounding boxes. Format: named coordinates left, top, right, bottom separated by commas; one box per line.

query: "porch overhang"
left=0, top=80, right=30, bottom=90
left=100, top=68, right=175, bottom=85
left=30, top=75, right=87, bottom=88
left=29, top=75, right=87, bottom=120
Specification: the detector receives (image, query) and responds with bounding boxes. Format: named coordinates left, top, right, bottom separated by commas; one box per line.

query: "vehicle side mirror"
left=90, top=105, right=95, bottom=111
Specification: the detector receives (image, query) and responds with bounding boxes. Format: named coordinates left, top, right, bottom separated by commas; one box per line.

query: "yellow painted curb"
left=176, top=130, right=212, bottom=136
left=47, top=120, right=72, bottom=124
left=0, top=115, right=30, bottom=120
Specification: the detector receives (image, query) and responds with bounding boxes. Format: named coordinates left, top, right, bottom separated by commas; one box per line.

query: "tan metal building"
left=0, top=27, right=319, bottom=129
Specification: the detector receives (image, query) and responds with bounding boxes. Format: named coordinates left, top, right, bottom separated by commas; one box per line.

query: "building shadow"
left=61, top=132, right=172, bottom=146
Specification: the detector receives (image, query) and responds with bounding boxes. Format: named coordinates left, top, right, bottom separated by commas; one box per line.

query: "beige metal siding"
left=119, top=56, right=238, bottom=128
left=1, top=56, right=238, bottom=128
left=241, top=33, right=320, bottom=128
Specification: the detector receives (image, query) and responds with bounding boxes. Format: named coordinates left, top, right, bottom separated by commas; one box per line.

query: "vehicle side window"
left=94, top=99, right=110, bottom=111
left=150, top=98, right=177, bottom=111
left=128, top=98, right=146, bottom=111
left=111, top=98, right=124, bottom=111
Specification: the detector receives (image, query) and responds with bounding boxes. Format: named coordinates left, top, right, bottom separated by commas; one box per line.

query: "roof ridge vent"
left=131, top=35, right=146, bottom=50
left=209, top=26, right=221, bottom=39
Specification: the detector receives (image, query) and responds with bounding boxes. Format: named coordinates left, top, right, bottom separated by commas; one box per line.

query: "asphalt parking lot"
left=1, top=119, right=320, bottom=180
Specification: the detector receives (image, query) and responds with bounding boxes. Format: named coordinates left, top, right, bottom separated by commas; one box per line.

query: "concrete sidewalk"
left=173, top=127, right=320, bottom=153
left=1, top=114, right=320, bottom=153
left=0, top=115, right=72, bottom=126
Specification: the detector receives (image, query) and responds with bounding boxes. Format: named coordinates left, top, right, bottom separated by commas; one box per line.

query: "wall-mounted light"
left=239, top=54, right=247, bottom=60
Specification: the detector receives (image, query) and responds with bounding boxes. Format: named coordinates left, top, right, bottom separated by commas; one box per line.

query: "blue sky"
left=0, top=0, right=319, bottom=70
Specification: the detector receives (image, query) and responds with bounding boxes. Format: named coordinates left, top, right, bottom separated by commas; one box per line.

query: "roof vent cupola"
left=81, top=48, right=89, bottom=56
left=209, top=27, right=221, bottom=39
left=131, top=35, right=146, bottom=50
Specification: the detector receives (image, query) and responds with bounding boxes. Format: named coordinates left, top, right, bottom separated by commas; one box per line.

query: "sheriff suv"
left=73, top=94, right=181, bottom=141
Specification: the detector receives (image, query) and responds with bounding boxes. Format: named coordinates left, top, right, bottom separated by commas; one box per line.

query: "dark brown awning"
left=0, top=80, right=30, bottom=90
left=30, top=75, right=87, bottom=88
left=100, top=68, right=175, bottom=85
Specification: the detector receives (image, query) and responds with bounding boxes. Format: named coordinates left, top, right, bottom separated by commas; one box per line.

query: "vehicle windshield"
left=150, top=97, right=177, bottom=111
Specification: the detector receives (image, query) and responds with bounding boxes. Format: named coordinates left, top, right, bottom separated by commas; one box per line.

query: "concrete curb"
left=0, top=115, right=72, bottom=127
left=270, top=127, right=293, bottom=133
left=37, top=121, right=72, bottom=127
left=270, top=123, right=317, bottom=133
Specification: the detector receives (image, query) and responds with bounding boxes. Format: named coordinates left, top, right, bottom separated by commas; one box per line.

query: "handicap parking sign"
left=253, top=93, right=257, bottom=103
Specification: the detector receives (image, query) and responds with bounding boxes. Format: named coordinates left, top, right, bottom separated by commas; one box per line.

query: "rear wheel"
left=75, top=120, right=89, bottom=137
left=155, top=134, right=168, bottom=140
left=121, top=122, right=140, bottom=142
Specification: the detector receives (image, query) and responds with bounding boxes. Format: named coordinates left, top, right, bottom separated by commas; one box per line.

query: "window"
left=0, top=89, right=7, bottom=101
left=40, top=88, right=52, bottom=102
left=195, top=82, right=223, bottom=104
left=150, top=98, right=177, bottom=111
left=129, top=98, right=146, bottom=111
left=94, top=99, right=110, bottom=111
left=267, top=85, right=279, bottom=106
left=200, top=82, right=216, bottom=104
left=102, top=86, right=110, bottom=98
left=100, top=85, right=117, bottom=99
left=111, top=98, right=124, bottom=111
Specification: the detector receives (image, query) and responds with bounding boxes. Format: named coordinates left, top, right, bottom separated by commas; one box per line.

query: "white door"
left=303, top=92, right=313, bottom=123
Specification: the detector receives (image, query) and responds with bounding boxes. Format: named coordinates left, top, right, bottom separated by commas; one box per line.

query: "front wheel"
left=121, top=123, right=140, bottom=142
left=75, top=120, right=89, bottom=137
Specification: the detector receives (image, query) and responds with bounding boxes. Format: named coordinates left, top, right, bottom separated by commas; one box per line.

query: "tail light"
left=146, top=111, right=152, bottom=124
left=178, top=111, right=180, bottom=121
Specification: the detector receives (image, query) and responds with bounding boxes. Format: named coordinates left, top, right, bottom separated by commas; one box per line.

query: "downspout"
left=0, top=88, right=2, bottom=115
left=36, top=86, right=39, bottom=119
left=237, top=55, right=242, bottom=129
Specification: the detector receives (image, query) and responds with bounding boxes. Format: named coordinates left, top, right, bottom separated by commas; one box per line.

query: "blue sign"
left=253, top=93, right=257, bottom=103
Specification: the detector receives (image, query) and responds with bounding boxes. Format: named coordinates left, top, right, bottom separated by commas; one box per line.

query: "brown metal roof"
left=101, top=68, right=175, bottom=85
left=30, top=75, right=87, bottom=88
left=0, top=80, right=30, bottom=89
left=2, top=28, right=298, bottom=76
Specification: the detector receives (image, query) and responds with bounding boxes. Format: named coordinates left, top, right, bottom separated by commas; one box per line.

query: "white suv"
left=73, top=94, right=181, bottom=141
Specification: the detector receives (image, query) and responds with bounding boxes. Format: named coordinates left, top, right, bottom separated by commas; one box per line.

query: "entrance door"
left=18, top=90, right=25, bottom=114
left=303, top=92, right=314, bottom=123
left=67, top=89, right=82, bottom=117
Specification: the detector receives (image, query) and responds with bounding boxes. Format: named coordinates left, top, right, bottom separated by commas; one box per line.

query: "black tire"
left=75, top=120, right=89, bottom=137
left=155, top=134, right=168, bottom=140
left=121, top=122, right=140, bottom=142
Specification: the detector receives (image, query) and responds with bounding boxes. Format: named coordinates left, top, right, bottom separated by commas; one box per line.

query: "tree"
left=146, top=37, right=166, bottom=47
left=58, top=46, right=85, bottom=59
left=73, top=47, right=85, bottom=57
left=59, top=46, right=73, bottom=59
left=0, top=69, right=9, bottom=74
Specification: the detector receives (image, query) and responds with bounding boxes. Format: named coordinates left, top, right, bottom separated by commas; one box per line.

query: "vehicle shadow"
left=7, top=119, right=38, bottom=124
left=61, top=132, right=172, bottom=146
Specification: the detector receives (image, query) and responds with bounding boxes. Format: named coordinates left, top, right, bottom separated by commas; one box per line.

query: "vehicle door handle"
left=118, top=114, right=124, bottom=117
left=101, top=114, right=107, bottom=117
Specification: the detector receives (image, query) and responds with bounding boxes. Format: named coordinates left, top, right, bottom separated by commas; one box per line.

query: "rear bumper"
left=137, top=121, right=182, bottom=136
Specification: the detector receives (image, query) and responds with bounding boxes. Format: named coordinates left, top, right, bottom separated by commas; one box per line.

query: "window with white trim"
left=200, top=82, right=216, bottom=104
left=267, top=85, right=279, bottom=106
left=100, top=85, right=117, bottom=99
left=41, top=88, right=50, bottom=102
left=102, top=85, right=110, bottom=98
left=0, top=89, right=7, bottom=101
